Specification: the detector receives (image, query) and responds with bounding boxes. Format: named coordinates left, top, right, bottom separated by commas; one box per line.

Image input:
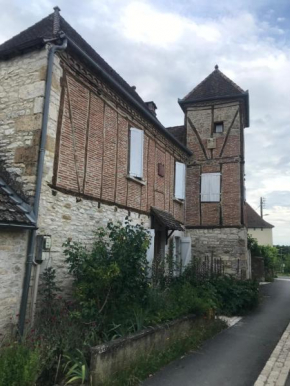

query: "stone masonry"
left=187, top=227, right=248, bottom=276
left=0, top=47, right=52, bottom=202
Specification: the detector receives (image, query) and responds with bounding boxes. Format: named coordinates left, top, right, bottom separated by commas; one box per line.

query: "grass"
left=102, top=318, right=227, bottom=386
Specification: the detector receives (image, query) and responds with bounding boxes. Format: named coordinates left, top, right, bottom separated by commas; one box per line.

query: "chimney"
left=145, top=101, right=157, bottom=117
left=53, top=6, right=61, bottom=36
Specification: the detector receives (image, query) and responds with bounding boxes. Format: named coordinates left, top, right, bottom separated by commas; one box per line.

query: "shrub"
left=210, top=276, right=259, bottom=315
left=248, top=235, right=279, bottom=280
left=63, top=219, right=150, bottom=326
left=0, top=343, right=40, bottom=386
left=34, top=267, right=94, bottom=385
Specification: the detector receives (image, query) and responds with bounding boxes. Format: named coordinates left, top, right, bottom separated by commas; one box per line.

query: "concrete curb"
left=255, top=322, right=290, bottom=386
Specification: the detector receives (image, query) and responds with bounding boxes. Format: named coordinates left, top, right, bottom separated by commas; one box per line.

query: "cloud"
left=0, top=0, right=290, bottom=244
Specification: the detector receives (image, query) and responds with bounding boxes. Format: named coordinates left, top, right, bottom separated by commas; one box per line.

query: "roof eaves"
left=66, top=36, right=193, bottom=156
left=0, top=222, right=37, bottom=229
left=0, top=177, right=36, bottom=225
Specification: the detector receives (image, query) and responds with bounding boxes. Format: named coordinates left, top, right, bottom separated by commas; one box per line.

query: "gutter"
left=18, top=35, right=68, bottom=336
left=0, top=223, right=37, bottom=229
left=65, top=36, right=192, bottom=156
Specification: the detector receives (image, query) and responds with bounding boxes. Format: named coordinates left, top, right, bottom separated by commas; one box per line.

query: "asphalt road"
left=143, top=278, right=290, bottom=386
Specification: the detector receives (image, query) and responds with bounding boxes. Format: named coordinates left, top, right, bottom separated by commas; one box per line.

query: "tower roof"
left=179, top=65, right=250, bottom=127
left=181, top=65, right=246, bottom=102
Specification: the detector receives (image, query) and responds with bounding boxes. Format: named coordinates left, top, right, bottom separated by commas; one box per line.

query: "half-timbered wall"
left=185, top=100, right=245, bottom=228
left=52, top=68, right=185, bottom=223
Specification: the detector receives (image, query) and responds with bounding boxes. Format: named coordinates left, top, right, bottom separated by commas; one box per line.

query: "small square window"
left=214, top=122, right=224, bottom=133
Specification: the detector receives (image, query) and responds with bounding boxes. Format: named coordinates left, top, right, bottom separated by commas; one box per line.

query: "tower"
left=179, top=65, right=250, bottom=276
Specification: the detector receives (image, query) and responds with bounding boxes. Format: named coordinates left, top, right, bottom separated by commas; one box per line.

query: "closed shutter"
left=201, top=173, right=220, bottom=202
left=175, top=162, right=186, bottom=200
left=129, top=128, right=144, bottom=178
left=181, top=237, right=191, bottom=271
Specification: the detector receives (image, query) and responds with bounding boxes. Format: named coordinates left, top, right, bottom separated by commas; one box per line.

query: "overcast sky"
left=1, top=0, right=289, bottom=244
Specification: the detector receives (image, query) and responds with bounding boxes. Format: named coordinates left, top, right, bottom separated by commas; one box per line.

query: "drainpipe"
left=18, top=35, right=67, bottom=336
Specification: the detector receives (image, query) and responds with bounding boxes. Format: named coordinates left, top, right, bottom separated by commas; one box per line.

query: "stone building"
left=0, top=8, right=250, bottom=334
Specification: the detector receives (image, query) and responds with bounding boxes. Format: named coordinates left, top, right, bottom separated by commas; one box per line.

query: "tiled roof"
left=245, top=203, right=274, bottom=229
left=0, top=10, right=192, bottom=155
left=180, top=65, right=246, bottom=102
left=0, top=13, right=146, bottom=109
left=167, top=125, right=186, bottom=146
left=151, top=207, right=184, bottom=231
left=0, top=175, right=36, bottom=228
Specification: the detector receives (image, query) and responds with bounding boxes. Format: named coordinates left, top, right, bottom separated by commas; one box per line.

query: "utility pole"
left=260, top=197, right=265, bottom=219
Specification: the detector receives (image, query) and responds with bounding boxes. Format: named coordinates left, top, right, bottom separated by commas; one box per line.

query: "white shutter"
left=129, top=128, right=144, bottom=178
left=181, top=237, right=191, bottom=271
left=175, top=162, right=186, bottom=200
left=146, top=229, right=155, bottom=266
left=201, top=173, right=220, bottom=202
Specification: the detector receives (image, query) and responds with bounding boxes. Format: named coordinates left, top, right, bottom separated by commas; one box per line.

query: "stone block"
left=14, top=145, right=38, bottom=163
left=14, top=114, right=42, bottom=132
left=19, top=81, right=45, bottom=100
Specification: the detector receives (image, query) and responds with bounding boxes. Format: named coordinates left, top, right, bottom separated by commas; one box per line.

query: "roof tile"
left=245, top=202, right=274, bottom=229
left=181, top=67, right=245, bottom=102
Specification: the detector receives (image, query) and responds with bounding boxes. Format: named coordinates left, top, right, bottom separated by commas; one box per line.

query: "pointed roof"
left=179, top=65, right=250, bottom=127
left=245, top=203, right=274, bottom=229
left=180, top=65, right=246, bottom=102
left=0, top=8, right=192, bottom=155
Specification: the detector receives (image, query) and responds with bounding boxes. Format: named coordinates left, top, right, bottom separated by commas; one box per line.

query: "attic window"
left=214, top=122, right=224, bottom=133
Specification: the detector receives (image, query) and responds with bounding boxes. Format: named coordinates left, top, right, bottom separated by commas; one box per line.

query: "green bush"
left=248, top=235, right=279, bottom=280
left=211, top=276, right=259, bottom=315
left=0, top=343, right=40, bottom=386
left=63, top=218, right=150, bottom=325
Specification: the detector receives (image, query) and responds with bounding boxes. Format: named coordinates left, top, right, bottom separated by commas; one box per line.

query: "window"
left=214, top=122, right=224, bottom=133
left=129, top=128, right=144, bottom=178
left=175, top=162, right=186, bottom=200
left=201, top=173, right=221, bottom=202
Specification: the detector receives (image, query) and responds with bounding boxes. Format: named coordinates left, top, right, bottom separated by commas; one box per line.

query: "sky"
left=0, top=0, right=290, bottom=244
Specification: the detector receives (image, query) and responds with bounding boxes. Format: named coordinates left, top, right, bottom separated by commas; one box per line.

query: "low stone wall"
left=90, top=314, right=196, bottom=385
left=186, top=227, right=248, bottom=277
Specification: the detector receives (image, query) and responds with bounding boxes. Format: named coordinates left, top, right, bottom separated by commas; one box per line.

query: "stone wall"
left=0, top=48, right=52, bottom=202
left=186, top=227, right=248, bottom=276
left=37, top=187, right=151, bottom=290
left=0, top=230, right=28, bottom=334
left=91, top=314, right=197, bottom=385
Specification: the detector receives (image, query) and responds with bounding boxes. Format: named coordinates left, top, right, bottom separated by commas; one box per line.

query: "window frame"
left=214, top=122, right=224, bottom=133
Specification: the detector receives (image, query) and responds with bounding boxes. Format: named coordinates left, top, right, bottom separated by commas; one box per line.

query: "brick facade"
left=52, top=58, right=187, bottom=223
